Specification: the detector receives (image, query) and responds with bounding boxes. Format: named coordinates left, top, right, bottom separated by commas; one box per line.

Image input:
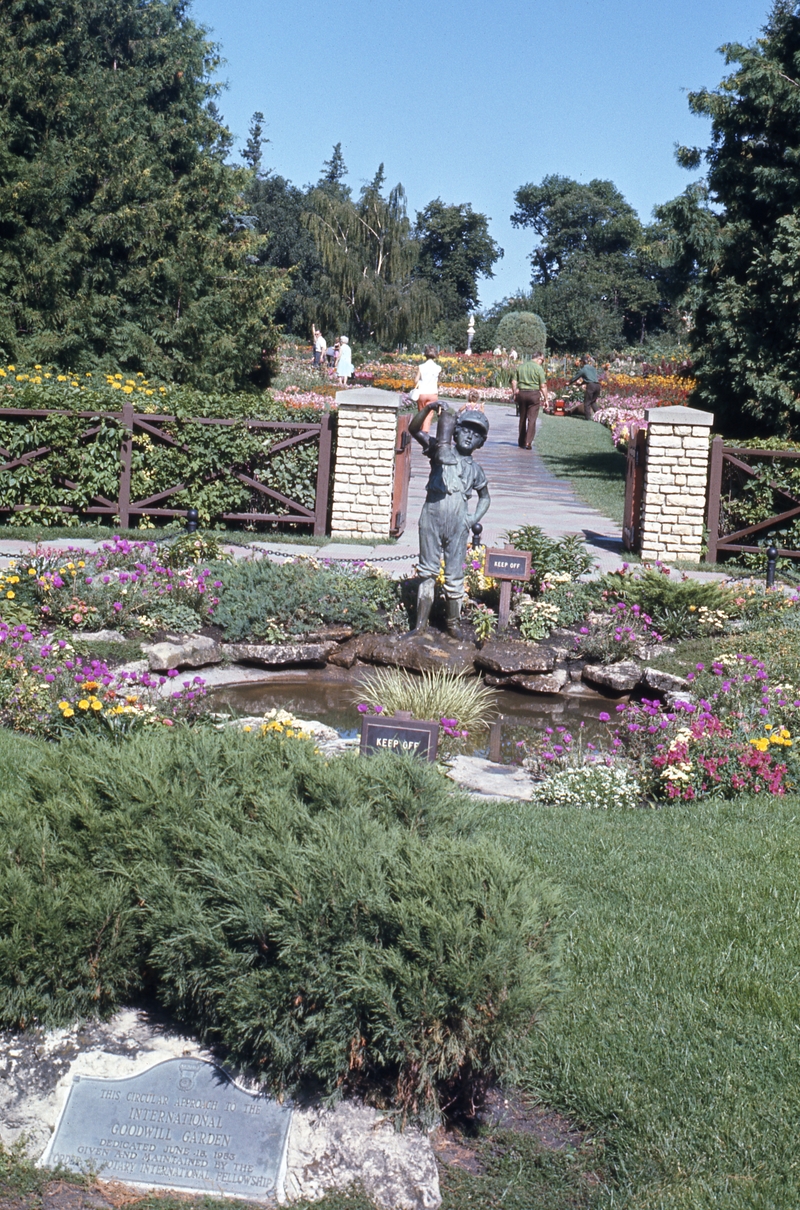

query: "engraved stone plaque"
left=41, top=1058, right=292, bottom=1200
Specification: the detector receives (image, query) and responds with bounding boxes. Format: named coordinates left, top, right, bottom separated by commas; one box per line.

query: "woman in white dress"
left=335, top=336, right=353, bottom=386
left=413, top=345, right=441, bottom=433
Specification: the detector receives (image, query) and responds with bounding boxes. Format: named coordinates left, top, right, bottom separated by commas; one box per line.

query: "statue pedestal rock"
left=408, top=403, right=490, bottom=639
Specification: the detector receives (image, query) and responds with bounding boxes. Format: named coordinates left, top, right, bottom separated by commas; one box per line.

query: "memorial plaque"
left=360, top=714, right=439, bottom=761
left=41, top=1058, right=292, bottom=1200
left=484, top=547, right=531, bottom=581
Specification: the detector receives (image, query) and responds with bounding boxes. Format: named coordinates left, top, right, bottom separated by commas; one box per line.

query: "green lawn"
left=537, top=415, right=627, bottom=525
left=474, top=792, right=800, bottom=1209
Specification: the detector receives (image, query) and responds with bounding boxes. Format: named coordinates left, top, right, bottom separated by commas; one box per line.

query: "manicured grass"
left=466, top=792, right=800, bottom=1209
left=537, top=415, right=627, bottom=524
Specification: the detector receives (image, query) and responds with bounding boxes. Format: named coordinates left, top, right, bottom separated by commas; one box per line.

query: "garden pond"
left=210, top=667, right=608, bottom=764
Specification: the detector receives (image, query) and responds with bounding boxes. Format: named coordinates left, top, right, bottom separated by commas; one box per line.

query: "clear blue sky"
left=191, top=0, right=768, bottom=310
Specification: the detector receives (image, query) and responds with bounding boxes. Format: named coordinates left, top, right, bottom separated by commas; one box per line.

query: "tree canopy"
left=511, top=175, right=665, bottom=351
left=0, top=0, right=285, bottom=388
left=662, top=1, right=800, bottom=434
left=414, top=199, right=502, bottom=321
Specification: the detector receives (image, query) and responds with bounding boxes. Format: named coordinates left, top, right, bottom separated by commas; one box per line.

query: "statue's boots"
left=404, top=579, right=434, bottom=637
left=445, top=596, right=471, bottom=641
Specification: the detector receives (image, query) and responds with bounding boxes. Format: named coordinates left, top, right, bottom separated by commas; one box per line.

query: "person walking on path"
left=413, top=345, right=442, bottom=434
left=511, top=353, right=547, bottom=449
left=570, top=356, right=602, bottom=420
left=335, top=335, right=353, bottom=386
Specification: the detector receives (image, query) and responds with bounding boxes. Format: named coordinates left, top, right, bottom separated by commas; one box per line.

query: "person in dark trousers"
left=570, top=356, right=602, bottom=419
left=511, top=353, right=547, bottom=448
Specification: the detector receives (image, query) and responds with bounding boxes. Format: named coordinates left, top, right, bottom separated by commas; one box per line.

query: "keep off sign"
left=360, top=714, right=439, bottom=761
left=483, top=544, right=531, bottom=630
left=484, top=547, right=532, bottom=581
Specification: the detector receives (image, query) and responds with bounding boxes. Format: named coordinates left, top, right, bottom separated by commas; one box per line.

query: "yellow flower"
left=145, top=389, right=154, bottom=395
left=85, top=372, right=92, bottom=377
left=62, top=707, right=75, bottom=718
left=122, top=385, right=134, bottom=394
left=114, top=373, right=123, bottom=379
left=8, top=575, right=19, bottom=583
left=110, top=381, right=122, bottom=389
left=44, top=373, right=51, bottom=378
left=58, top=700, right=70, bottom=710
left=81, top=680, right=99, bottom=691
left=5, top=591, right=14, bottom=599
left=34, top=364, right=41, bottom=369
left=7, top=365, right=15, bottom=371
left=27, top=568, right=36, bottom=575
left=243, top=725, right=252, bottom=732
left=57, top=375, right=67, bottom=382
left=750, top=737, right=769, bottom=752
left=90, top=699, right=103, bottom=711
left=77, top=699, right=90, bottom=711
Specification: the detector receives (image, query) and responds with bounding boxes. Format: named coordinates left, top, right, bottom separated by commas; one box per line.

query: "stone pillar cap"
left=335, top=387, right=401, bottom=409
left=645, top=405, right=714, bottom=426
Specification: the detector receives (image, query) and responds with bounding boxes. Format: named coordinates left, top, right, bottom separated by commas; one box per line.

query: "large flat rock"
left=485, top=669, right=568, bottom=694
left=445, top=754, right=535, bottom=801
left=582, top=660, right=642, bottom=692
left=0, top=1012, right=440, bottom=1210
left=144, top=635, right=223, bottom=672
left=332, top=631, right=477, bottom=676
left=223, top=641, right=338, bottom=667
left=474, top=639, right=556, bottom=676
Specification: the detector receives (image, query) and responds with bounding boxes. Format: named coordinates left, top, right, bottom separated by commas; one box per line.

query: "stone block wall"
left=639, top=405, right=714, bottom=563
left=330, top=388, right=400, bottom=538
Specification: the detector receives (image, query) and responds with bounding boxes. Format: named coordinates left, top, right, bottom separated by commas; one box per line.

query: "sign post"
left=484, top=544, right=532, bottom=630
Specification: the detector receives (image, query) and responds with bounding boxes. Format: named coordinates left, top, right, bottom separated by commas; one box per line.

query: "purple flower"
left=375, top=705, right=384, bottom=714
left=356, top=704, right=369, bottom=714
left=598, top=711, right=610, bottom=722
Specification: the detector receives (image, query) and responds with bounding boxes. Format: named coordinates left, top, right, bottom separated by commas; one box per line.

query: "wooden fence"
left=0, top=402, right=335, bottom=534
left=706, top=436, right=800, bottom=561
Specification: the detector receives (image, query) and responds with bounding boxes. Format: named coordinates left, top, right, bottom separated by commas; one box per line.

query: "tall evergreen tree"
left=0, top=0, right=285, bottom=388
left=665, top=1, right=800, bottom=434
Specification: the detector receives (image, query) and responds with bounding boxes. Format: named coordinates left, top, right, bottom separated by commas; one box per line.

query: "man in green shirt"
left=570, top=356, right=602, bottom=420
left=511, top=354, right=547, bottom=449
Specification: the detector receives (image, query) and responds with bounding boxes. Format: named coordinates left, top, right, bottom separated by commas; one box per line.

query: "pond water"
left=211, top=667, right=611, bottom=765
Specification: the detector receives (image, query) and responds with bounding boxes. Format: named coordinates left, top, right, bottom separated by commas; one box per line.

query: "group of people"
left=311, top=325, right=352, bottom=387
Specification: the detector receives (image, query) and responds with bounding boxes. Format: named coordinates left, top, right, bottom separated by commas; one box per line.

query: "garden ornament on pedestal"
left=406, top=402, right=490, bottom=640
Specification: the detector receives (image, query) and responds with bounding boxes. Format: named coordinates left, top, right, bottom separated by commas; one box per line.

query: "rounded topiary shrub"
left=494, top=311, right=547, bottom=356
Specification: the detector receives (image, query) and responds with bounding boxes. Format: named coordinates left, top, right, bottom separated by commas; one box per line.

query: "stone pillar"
left=330, top=388, right=400, bottom=539
left=639, top=405, right=714, bottom=563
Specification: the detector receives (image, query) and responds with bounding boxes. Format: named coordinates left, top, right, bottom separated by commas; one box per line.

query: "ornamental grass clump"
left=0, top=728, right=563, bottom=1124
left=355, top=667, right=496, bottom=738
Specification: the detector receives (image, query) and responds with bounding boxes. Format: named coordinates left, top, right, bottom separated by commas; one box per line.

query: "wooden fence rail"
left=706, top=435, right=800, bottom=561
left=0, top=403, right=335, bottom=534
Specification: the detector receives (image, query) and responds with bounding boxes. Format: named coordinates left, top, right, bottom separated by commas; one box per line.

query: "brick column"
left=639, top=405, right=714, bottom=563
left=330, top=388, right=401, bottom=539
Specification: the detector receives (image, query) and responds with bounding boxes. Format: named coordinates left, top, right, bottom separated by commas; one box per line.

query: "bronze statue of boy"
left=407, top=402, right=490, bottom=637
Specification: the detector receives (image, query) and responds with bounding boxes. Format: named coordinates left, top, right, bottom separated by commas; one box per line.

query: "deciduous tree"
left=665, top=1, right=800, bottom=434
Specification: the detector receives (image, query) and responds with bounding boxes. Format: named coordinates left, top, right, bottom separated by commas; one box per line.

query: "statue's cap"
left=457, top=409, right=490, bottom=435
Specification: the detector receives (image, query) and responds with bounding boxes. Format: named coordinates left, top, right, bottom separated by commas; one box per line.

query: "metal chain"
left=0, top=542, right=419, bottom=564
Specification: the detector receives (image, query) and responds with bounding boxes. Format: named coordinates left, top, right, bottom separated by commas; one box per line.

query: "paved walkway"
left=319, top=405, right=624, bottom=577
left=0, top=406, right=625, bottom=577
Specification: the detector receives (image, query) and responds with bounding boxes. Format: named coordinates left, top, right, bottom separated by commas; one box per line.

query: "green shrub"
left=214, top=558, right=406, bottom=639
left=0, top=728, right=562, bottom=1122
left=504, top=525, right=595, bottom=590
left=601, top=567, right=744, bottom=639
left=493, top=312, right=547, bottom=356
